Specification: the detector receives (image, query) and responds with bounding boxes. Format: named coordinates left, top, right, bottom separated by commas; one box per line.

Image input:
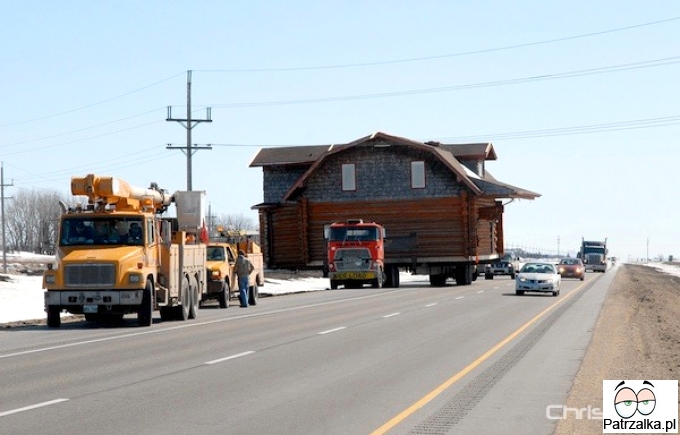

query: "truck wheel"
left=391, top=267, right=400, bottom=288
left=485, top=272, right=493, bottom=280
left=137, top=281, right=154, bottom=327
left=175, top=278, right=190, bottom=321
left=510, top=271, right=516, bottom=279
left=330, top=280, right=338, bottom=290
left=188, top=276, right=199, bottom=319
left=47, top=306, right=61, bottom=328
left=248, top=284, right=258, bottom=306
left=218, top=282, right=230, bottom=308
left=371, top=268, right=384, bottom=288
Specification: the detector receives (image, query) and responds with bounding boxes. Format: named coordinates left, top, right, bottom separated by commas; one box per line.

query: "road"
left=0, top=268, right=615, bottom=435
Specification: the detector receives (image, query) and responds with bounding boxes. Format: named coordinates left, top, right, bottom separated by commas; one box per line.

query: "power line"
left=205, top=56, right=680, bottom=109
left=195, top=16, right=680, bottom=72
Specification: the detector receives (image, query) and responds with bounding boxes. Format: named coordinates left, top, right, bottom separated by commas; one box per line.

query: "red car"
left=557, top=258, right=585, bottom=280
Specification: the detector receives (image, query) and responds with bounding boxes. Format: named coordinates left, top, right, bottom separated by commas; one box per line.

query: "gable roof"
left=250, top=131, right=539, bottom=201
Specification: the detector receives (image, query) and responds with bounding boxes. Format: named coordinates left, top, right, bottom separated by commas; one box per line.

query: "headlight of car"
left=518, top=277, right=527, bottom=282
left=211, top=270, right=221, bottom=278
left=44, top=274, right=56, bottom=284
left=128, top=273, right=141, bottom=284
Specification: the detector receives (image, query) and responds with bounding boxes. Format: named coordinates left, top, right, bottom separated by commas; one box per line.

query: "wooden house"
left=250, top=132, right=539, bottom=276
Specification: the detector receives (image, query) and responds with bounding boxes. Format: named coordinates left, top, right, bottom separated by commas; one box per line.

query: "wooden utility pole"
left=167, top=70, right=212, bottom=191
left=1, top=163, right=14, bottom=274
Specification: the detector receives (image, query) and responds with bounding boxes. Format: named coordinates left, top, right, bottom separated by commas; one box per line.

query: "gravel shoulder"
left=553, top=263, right=680, bottom=434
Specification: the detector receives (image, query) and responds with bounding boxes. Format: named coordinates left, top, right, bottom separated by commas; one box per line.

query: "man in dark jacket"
left=235, top=250, right=254, bottom=307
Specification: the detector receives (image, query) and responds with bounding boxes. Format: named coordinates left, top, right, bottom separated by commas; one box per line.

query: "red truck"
left=326, top=220, right=386, bottom=289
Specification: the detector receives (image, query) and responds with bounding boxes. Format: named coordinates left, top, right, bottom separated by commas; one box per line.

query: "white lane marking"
left=383, top=313, right=401, bottom=318
left=425, top=303, right=438, bottom=307
left=0, top=399, right=68, bottom=418
left=455, top=296, right=465, bottom=300
left=1, top=290, right=399, bottom=360
left=476, top=290, right=484, bottom=294
left=318, top=326, right=347, bottom=335
left=205, top=351, right=255, bottom=365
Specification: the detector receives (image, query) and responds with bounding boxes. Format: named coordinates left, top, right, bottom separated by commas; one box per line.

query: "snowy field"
left=0, top=253, right=677, bottom=325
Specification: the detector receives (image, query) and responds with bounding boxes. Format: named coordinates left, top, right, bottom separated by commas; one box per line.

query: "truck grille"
left=334, top=248, right=371, bottom=272
left=65, top=264, right=116, bottom=288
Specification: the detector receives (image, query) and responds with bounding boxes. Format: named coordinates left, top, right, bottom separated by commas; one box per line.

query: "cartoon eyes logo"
left=614, top=381, right=656, bottom=419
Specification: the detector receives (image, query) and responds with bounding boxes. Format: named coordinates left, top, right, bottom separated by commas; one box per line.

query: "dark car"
left=557, top=257, right=585, bottom=281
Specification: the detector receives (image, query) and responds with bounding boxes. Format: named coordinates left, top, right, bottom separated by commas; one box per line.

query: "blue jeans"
left=238, top=276, right=249, bottom=307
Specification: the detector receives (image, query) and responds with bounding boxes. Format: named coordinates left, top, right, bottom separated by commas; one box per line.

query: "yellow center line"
left=370, top=277, right=593, bottom=434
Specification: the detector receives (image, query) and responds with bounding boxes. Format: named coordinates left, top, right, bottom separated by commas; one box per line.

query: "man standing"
left=235, top=249, right=254, bottom=307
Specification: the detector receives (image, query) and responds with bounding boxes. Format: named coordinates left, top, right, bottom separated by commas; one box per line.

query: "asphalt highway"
left=0, top=268, right=615, bottom=435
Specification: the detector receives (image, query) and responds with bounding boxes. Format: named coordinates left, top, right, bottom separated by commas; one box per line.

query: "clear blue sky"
left=2, top=1, right=678, bottom=261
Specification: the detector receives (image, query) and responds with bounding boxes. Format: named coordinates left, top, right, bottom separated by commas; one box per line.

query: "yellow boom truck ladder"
left=43, top=174, right=207, bottom=327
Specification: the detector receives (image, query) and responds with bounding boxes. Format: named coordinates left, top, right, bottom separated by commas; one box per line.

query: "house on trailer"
left=249, top=132, right=540, bottom=274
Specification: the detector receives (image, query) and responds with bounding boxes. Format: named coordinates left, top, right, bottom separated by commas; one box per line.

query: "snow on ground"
left=0, top=253, right=676, bottom=325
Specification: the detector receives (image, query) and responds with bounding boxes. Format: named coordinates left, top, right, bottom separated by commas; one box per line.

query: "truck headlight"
left=44, top=274, right=56, bottom=284
left=128, top=274, right=141, bottom=284
left=211, top=270, right=221, bottom=278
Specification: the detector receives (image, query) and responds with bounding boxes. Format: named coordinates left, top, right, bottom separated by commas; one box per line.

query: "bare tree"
left=213, top=212, right=258, bottom=233
left=4, top=188, right=68, bottom=254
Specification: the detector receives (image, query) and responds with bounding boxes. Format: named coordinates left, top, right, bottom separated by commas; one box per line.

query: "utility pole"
left=1, top=163, right=14, bottom=274
left=167, top=70, right=212, bottom=191
left=557, top=235, right=560, bottom=257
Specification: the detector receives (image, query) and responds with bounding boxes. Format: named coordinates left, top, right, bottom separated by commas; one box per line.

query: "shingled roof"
left=250, top=131, right=539, bottom=201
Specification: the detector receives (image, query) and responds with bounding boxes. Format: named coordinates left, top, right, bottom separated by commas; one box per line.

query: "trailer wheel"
left=218, top=281, right=230, bottom=308
left=47, top=306, right=61, bottom=328
left=175, top=278, right=190, bottom=321
left=138, top=281, right=154, bottom=327
left=248, top=284, right=258, bottom=306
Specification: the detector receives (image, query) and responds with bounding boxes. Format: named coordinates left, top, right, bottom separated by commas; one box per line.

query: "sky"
left=1, top=1, right=679, bottom=261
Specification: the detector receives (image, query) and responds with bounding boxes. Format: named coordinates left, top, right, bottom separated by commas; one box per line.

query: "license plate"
left=83, top=305, right=98, bottom=313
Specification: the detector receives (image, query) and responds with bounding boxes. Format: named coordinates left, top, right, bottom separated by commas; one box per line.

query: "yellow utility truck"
left=205, top=230, right=264, bottom=308
left=43, top=174, right=207, bottom=327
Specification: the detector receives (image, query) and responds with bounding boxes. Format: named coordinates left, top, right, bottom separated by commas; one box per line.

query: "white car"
left=515, top=262, right=562, bottom=296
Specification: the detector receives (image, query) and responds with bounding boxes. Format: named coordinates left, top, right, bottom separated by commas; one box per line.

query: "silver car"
left=515, top=262, right=562, bottom=296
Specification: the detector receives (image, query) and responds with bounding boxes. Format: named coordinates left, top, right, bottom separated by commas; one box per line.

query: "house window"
left=411, top=161, right=425, bottom=188
left=342, top=164, right=356, bottom=191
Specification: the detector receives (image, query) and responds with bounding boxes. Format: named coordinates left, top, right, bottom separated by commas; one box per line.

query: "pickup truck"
left=484, top=254, right=521, bottom=279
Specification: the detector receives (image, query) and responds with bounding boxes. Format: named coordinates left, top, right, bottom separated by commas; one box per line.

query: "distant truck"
left=326, top=220, right=386, bottom=289
left=205, top=231, right=264, bottom=307
left=578, top=238, right=608, bottom=272
left=484, top=252, right=521, bottom=279
left=43, top=174, right=207, bottom=327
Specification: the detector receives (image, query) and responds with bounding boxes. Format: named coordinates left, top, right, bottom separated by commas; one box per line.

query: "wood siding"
left=260, top=196, right=502, bottom=268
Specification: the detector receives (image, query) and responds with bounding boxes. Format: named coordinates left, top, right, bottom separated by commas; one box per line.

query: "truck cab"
left=326, top=220, right=385, bottom=289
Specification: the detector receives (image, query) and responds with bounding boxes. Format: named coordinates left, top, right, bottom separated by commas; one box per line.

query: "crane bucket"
left=71, top=174, right=172, bottom=211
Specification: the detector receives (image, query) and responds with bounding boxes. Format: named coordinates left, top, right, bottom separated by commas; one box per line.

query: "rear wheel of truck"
left=188, top=277, right=199, bottom=319
left=47, top=306, right=61, bottom=328
left=137, top=281, right=154, bottom=327
left=330, top=280, right=338, bottom=290
left=175, top=278, right=190, bottom=321
left=248, top=284, right=258, bottom=306
left=218, top=282, right=230, bottom=308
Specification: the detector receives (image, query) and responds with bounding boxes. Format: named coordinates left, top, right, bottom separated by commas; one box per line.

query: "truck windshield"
left=60, top=217, right=144, bottom=247
left=583, top=247, right=605, bottom=254
left=207, top=246, right=226, bottom=261
left=329, top=227, right=378, bottom=242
